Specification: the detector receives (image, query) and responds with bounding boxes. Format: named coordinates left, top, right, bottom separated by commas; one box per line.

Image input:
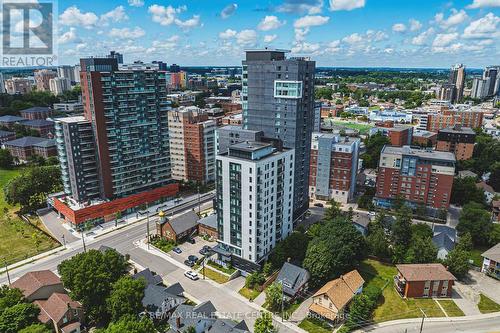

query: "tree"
left=445, top=248, right=470, bottom=279
left=404, top=236, right=437, bottom=264
left=366, top=228, right=391, bottom=259
left=456, top=202, right=493, bottom=246
left=58, top=249, right=128, bottom=324
left=265, top=282, right=283, bottom=313
left=107, top=276, right=146, bottom=322
left=315, top=87, right=333, bottom=100
left=0, top=149, right=14, bottom=169
left=254, top=311, right=276, bottom=333
left=0, top=286, right=25, bottom=313
left=0, top=303, right=40, bottom=333
left=488, top=162, right=500, bottom=192
left=18, top=324, right=52, bottom=333
left=360, top=133, right=390, bottom=169
left=391, top=206, right=412, bottom=248
left=96, top=315, right=155, bottom=333
left=456, top=233, right=473, bottom=252
left=246, top=272, right=265, bottom=290
left=268, top=231, right=309, bottom=269
left=410, top=223, right=433, bottom=240
left=325, top=199, right=342, bottom=220
left=451, top=177, right=486, bottom=206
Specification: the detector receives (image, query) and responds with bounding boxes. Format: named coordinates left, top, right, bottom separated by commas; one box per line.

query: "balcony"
left=394, top=275, right=406, bottom=296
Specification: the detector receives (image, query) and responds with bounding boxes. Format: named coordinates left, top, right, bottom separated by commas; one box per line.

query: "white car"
left=184, top=271, right=199, bottom=281
left=368, top=211, right=376, bottom=217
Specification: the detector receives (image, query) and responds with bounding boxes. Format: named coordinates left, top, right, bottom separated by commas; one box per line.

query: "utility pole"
left=4, top=260, right=11, bottom=286
left=202, top=258, right=206, bottom=280
left=197, top=185, right=201, bottom=214
left=279, top=280, right=285, bottom=322
left=61, top=234, right=66, bottom=248
left=419, top=308, right=426, bottom=333
left=146, top=210, right=150, bottom=250
left=81, top=230, right=86, bottom=253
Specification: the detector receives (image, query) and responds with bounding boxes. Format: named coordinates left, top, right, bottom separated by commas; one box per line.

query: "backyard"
left=0, top=168, right=59, bottom=265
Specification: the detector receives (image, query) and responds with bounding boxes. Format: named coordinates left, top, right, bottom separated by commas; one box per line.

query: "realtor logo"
left=1, top=1, right=57, bottom=66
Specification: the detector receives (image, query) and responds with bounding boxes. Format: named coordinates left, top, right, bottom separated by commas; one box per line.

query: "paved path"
left=37, top=208, right=79, bottom=243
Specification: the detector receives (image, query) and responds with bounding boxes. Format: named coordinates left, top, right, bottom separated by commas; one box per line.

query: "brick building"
left=374, top=146, right=455, bottom=210
left=156, top=210, right=199, bottom=243
left=309, top=133, right=360, bottom=203
left=369, top=124, right=413, bottom=147
left=168, top=106, right=216, bottom=184
left=4, top=137, right=57, bottom=161
left=427, top=110, right=484, bottom=132
left=19, top=106, right=54, bottom=120
left=23, top=119, right=55, bottom=138
left=394, top=263, right=456, bottom=298
left=436, top=125, right=475, bottom=160
left=34, top=69, right=57, bottom=92
left=198, top=214, right=218, bottom=239
left=0, top=130, right=16, bottom=144
left=412, top=130, right=437, bottom=147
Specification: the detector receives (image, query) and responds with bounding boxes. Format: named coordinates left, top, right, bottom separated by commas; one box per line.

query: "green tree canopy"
left=18, top=324, right=52, bottom=333
left=456, top=202, right=493, bottom=246
left=254, top=311, right=276, bottom=333
left=96, top=315, right=155, bottom=333
left=451, top=177, right=486, bottom=206
left=0, top=149, right=14, bottom=169
left=0, top=303, right=40, bottom=333
left=265, top=282, right=283, bottom=313
left=268, top=231, right=309, bottom=269
left=107, top=276, right=146, bottom=322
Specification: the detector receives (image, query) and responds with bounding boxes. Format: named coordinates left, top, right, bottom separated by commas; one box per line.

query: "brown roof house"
left=156, top=210, right=199, bottom=243
left=309, top=270, right=364, bottom=323
left=394, top=263, right=456, bottom=298
left=11, top=270, right=83, bottom=333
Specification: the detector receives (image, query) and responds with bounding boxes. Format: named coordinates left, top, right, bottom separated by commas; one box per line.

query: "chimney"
left=176, top=316, right=181, bottom=328
left=287, top=257, right=291, bottom=263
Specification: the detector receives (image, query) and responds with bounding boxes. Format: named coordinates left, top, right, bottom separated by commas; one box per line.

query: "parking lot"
left=169, top=236, right=217, bottom=265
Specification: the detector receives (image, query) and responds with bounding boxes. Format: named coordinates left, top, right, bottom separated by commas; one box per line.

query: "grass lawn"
left=329, top=121, right=373, bottom=135
left=207, top=259, right=236, bottom=274
left=298, top=318, right=332, bottom=333
left=470, top=247, right=488, bottom=267
left=238, top=286, right=261, bottom=300
left=0, top=168, right=59, bottom=265
left=151, top=238, right=176, bottom=253
left=359, top=259, right=445, bottom=322
left=201, top=266, right=230, bottom=284
left=437, top=300, right=465, bottom=317
left=478, top=294, right=500, bottom=314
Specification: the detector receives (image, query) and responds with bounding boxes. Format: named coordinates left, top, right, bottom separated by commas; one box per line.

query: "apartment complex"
left=374, top=146, right=456, bottom=210
left=19, top=107, right=54, bottom=120
left=34, top=69, right=57, bottom=92
left=309, top=133, right=360, bottom=203
left=214, top=141, right=294, bottom=269
left=436, top=125, right=476, bottom=160
left=5, top=77, right=32, bottom=94
left=52, top=57, right=177, bottom=227
left=426, top=110, right=483, bottom=132
left=49, top=77, right=71, bottom=95
left=168, top=106, right=216, bottom=184
left=242, top=49, right=315, bottom=221
left=369, top=124, right=413, bottom=147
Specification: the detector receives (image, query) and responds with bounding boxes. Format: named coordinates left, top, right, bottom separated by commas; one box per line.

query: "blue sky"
left=55, top=0, right=500, bottom=68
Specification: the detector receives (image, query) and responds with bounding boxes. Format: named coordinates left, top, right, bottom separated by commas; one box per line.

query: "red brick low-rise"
left=394, top=263, right=456, bottom=298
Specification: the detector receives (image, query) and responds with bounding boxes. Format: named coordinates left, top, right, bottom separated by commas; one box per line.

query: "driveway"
left=37, top=208, right=79, bottom=244
left=169, top=236, right=217, bottom=264
left=465, top=270, right=500, bottom=304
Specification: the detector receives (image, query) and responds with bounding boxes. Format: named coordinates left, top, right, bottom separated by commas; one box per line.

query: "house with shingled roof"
left=308, top=270, right=364, bottom=323
left=34, top=292, right=83, bottom=333
left=141, top=282, right=186, bottom=320
left=11, top=270, right=65, bottom=302
left=481, top=243, right=500, bottom=280
left=394, top=263, right=456, bottom=298
left=275, top=262, right=310, bottom=300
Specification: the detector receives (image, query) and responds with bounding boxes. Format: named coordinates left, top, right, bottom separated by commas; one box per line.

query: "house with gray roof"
left=19, top=106, right=53, bottom=120
left=0, top=130, right=16, bottom=144
left=132, top=268, right=163, bottom=286
left=198, top=214, right=218, bottom=239
left=207, top=319, right=250, bottom=333
left=156, top=210, right=199, bottom=242
left=0, top=115, right=27, bottom=128
left=23, top=119, right=55, bottom=138
left=432, top=225, right=457, bottom=259
left=276, top=262, right=310, bottom=300
left=168, top=301, right=217, bottom=333
left=3, top=136, right=57, bottom=161
left=141, top=282, right=186, bottom=320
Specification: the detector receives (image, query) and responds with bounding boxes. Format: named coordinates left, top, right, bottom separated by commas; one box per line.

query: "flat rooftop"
left=439, top=126, right=475, bottom=135
left=230, top=141, right=270, bottom=152
left=54, top=116, right=88, bottom=123
left=382, top=145, right=455, bottom=162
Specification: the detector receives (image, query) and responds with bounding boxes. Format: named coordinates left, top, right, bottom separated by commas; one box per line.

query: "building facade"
left=369, top=125, right=413, bottom=147
left=374, top=146, right=455, bottom=210
left=216, top=125, right=264, bottom=155
left=34, top=69, right=57, bottom=92
left=436, top=125, right=475, bottom=160
left=5, top=77, right=32, bottom=94
left=309, top=133, right=360, bottom=203
left=448, top=64, right=466, bottom=103
left=215, top=141, right=294, bottom=266
left=49, top=77, right=71, bottom=95
left=394, top=264, right=456, bottom=298
left=19, top=107, right=54, bottom=120
left=242, top=49, right=315, bottom=221
left=57, top=65, right=77, bottom=83
left=168, top=106, right=216, bottom=184
left=426, top=110, right=483, bottom=132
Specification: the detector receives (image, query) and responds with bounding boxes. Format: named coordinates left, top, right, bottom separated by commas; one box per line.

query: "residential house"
left=3, top=136, right=57, bottom=161
left=0, top=115, right=27, bottom=129
left=23, top=119, right=55, bottom=138
left=141, top=282, right=186, bottom=320
left=432, top=225, right=457, bottom=259
left=156, top=210, right=199, bottom=243
left=276, top=262, right=310, bottom=300
left=309, top=270, right=364, bottom=323
left=19, top=106, right=54, bottom=120
left=198, top=214, right=218, bottom=239
left=352, top=213, right=370, bottom=236
left=0, top=130, right=16, bottom=144
left=207, top=319, right=250, bottom=333
left=11, top=270, right=66, bottom=302
left=168, top=301, right=217, bottom=333
left=476, top=182, right=497, bottom=204
left=481, top=243, right=500, bottom=280
left=394, top=263, right=456, bottom=298
left=132, top=268, right=163, bottom=286
left=34, top=293, right=83, bottom=333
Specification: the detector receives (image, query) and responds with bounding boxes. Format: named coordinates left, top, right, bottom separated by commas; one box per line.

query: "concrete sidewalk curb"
left=0, top=246, right=66, bottom=275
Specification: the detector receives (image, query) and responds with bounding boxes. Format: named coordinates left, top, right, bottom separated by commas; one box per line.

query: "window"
left=274, top=81, right=303, bottom=99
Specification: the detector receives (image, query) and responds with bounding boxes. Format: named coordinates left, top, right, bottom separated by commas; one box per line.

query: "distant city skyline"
left=53, top=0, right=500, bottom=67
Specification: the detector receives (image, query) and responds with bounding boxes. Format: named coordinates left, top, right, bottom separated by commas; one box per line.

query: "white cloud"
left=219, top=29, right=237, bottom=39
left=221, top=4, right=238, bottom=19
left=412, top=28, right=435, bottom=45
left=292, top=42, right=321, bottom=54
left=409, top=19, right=422, bottom=31
left=100, top=6, right=129, bottom=25
left=58, top=27, right=79, bottom=44
left=147, top=36, right=179, bottom=53
left=109, top=26, right=145, bottom=39
left=264, top=34, right=278, bottom=43
left=463, top=13, right=500, bottom=39
left=258, top=16, right=285, bottom=31
left=329, top=0, right=365, bottom=11
left=366, top=30, right=388, bottom=41
left=392, top=23, right=407, bottom=33
left=128, top=0, right=144, bottom=7
left=294, top=28, right=310, bottom=41
left=467, top=0, right=500, bottom=9
left=343, top=32, right=363, bottom=44
left=434, top=9, right=468, bottom=29
left=294, top=15, right=330, bottom=28
left=432, top=32, right=459, bottom=47
left=236, top=29, right=258, bottom=46
left=59, top=6, right=98, bottom=28
left=277, top=0, right=323, bottom=15
left=325, top=40, right=341, bottom=53
left=148, top=4, right=201, bottom=29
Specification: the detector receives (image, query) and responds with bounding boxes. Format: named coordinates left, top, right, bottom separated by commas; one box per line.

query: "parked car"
left=314, top=203, right=324, bottom=207
left=184, top=260, right=195, bottom=267
left=368, top=211, right=376, bottom=217
left=184, top=271, right=199, bottom=280
left=187, top=238, right=196, bottom=244
left=173, top=247, right=182, bottom=254
left=188, top=255, right=199, bottom=262
left=199, top=245, right=212, bottom=255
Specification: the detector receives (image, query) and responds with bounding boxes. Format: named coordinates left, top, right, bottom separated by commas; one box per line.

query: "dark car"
left=314, top=203, right=324, bottom=207
left=199, top=245, right=212, bottom=255
left=188, top=255, right=199, bottom=262
left=184, top=259, right=195, bottom=267
left=173, top=247, right=182, bottom=254
left=187, top=238, right=196, bottom=244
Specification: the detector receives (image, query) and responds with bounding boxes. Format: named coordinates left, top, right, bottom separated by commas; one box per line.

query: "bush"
left=246, top=272, right=265, bottom=289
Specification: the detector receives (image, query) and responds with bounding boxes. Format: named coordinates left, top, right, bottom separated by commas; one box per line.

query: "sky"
left=54, top=0, right=500, bottom=68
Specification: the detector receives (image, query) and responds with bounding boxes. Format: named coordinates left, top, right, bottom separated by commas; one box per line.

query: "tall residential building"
left=436, top=125, right=476, bottom=160
left=170, top=64, right=180, bottom=73
left=313, top=101, right=322, bottom=132
left=471, top=76, right=489, bottom=99
left=483, top=66, right=500, bottom=97
left=166, top=71, right=187, bottom=90
left=73, top=65, right=81, bottom=83
left=0, top=73, right=5, bottom=93
left=51, top=57, right=177, bottom=227
left=448, top=64, right=466, bottom=103
left=374, top=146, right=456, bottom=210
left=242, top=49, right=315, bottom=221
left=34, top=69, right=57, bottom=92
left=5, top=77, right=32, bottom=94
left=49, top=77, right=71, bottom=95
left=426, top=110, right=483, bottom=132
left=57, top=65, right=77, bottom=83
left=216, top=126, right=264, bottom=155
left=309, top=133, right=360, bottom=203
left=438, top=84, right=456, bottom=103
left=214, top=141, right=295, bottom=267
left=108, top=50, right=123, bottom=64
left=168, top=106, right=216, bottom=184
